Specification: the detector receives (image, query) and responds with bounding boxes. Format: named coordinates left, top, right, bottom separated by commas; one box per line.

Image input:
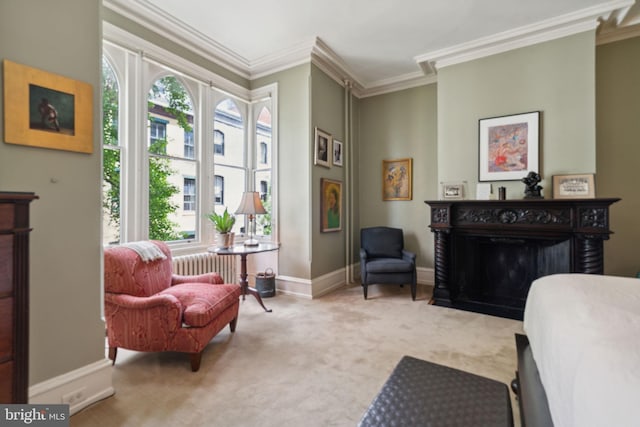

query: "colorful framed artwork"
left=478, top=111, right=539, bottom=182
left=321, top=178, right=342, bottom=232
left=3, top=59, right=93, bottom=153
left=552, top=173, right=595, bottom=199
left=382, top=158, right=412, bottom=201
left=314, top=127, right=331, bottom=168
left=332, top=139, right=343, bottom=167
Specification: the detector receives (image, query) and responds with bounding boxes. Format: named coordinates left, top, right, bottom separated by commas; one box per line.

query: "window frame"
left=102, top=26, right=278, bottom=254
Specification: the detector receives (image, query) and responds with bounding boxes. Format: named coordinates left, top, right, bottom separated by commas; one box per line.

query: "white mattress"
left=523, top=273, right=640, bottom=427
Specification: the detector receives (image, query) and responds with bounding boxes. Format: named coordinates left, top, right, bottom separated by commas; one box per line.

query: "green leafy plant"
left=207, top=208, right=236, bottom=233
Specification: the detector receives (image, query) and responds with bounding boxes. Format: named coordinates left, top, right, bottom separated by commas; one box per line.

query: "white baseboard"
left=276, top=265, right=434, bottom=299
left=29, top=359, right=114, bottom=415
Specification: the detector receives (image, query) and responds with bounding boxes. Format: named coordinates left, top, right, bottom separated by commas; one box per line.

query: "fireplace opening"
left=452, top=235, right=571, bottom=314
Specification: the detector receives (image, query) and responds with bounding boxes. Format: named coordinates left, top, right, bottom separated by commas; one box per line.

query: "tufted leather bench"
left=358, top=355, right=513, bottom=427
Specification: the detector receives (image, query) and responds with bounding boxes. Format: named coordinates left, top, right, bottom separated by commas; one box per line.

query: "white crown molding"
left=597, top=22, right=640, bottom=45
left=104, top=0, right=637, bottom=99
left=359, top=73, right=438, bottom=98
left=103, top=22, right=251, bottom=100
left=249, top=37, right=317, bottom=80
left=415, top=0, right=634, bottom=73
left=103, top=0, right=250, bottom=79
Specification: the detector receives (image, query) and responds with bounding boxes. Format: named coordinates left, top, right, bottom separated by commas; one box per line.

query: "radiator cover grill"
left=172, top=253, right=237, bottom=284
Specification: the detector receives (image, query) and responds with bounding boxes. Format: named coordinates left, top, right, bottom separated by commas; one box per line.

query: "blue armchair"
left=360, top=226, right=417, bottom=300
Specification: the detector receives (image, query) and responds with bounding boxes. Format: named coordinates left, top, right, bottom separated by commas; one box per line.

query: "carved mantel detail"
left=424, top=198, right=620, bottom=320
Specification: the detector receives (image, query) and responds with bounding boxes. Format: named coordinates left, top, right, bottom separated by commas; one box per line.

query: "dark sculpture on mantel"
left=522, top=171, right=543, bottom=199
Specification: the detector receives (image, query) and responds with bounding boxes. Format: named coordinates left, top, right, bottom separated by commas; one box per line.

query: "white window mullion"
left=200, top=82, right=215, bottom=246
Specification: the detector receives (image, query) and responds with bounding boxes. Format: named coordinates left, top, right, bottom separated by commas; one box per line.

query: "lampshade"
left=235, top=191, right=266, bottom=215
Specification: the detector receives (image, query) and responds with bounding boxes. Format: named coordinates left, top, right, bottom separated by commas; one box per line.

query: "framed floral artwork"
left=382, top=158, right=412, bottom=201
left=478, top=111, right=539, bottom=182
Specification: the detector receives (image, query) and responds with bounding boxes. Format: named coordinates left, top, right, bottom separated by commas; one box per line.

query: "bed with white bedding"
left=516, top=273, right=640, bottom=427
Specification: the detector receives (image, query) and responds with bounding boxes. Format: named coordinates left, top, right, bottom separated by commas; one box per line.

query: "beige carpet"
left=71, top=284, right=523, bottom=427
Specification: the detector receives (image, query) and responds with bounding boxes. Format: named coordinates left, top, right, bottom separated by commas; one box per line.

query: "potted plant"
left=207, top=208, right=236, bottom=248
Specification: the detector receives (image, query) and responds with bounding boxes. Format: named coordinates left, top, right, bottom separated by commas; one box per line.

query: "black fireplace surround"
left=425, top=198, right=619, bottom=320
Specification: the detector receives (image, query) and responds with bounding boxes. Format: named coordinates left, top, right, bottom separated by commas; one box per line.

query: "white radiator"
left=172, top=253, right=237, bottom=284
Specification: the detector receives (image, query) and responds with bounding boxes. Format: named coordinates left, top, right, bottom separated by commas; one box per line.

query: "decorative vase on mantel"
left=216, top=232, right=235, bottom=249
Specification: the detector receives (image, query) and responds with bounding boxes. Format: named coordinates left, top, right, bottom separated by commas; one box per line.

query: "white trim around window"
left=102, top=24, right=277, bottom=255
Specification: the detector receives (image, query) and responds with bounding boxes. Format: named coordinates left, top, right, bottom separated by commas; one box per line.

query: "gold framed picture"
left=382, top=158, right=412, bottom=201
left=552, top=173, right=595, bottom=199
left=3, top=59, right=93, bottom=153
left=321, top=178, right=342, bottom=232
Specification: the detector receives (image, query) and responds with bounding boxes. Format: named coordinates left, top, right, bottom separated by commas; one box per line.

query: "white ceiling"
left=105, top=0, right=639, bottom=94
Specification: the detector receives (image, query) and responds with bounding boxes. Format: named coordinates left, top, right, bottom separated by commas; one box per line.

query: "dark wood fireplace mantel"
left=425, top=198, right=619, bottom=320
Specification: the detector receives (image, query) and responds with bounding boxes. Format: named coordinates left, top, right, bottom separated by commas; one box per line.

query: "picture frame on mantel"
left=3, top=59, right=93, bottom=154
left=478, top=111, right=539, bottom=182
left=552, top=173, right=595, bottom=199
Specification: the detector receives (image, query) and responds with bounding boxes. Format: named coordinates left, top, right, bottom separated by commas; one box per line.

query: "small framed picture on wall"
left=332, top=139, right=343, bottom=166
left=314, top=127, right=331, bottom=168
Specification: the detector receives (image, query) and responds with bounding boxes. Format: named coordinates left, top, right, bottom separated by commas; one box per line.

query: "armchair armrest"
left=104, top=292, right=183, bottom=332
left=172, top=272, right=224, bottom=285
left=359, top=248, right=368, bottom=263
left=402, top=249, right=416, bottom=264
left=105, top=292, right=181, bottom=310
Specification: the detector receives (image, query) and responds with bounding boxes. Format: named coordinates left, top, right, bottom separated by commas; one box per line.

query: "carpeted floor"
left=70, top=284, right=523, bottom=427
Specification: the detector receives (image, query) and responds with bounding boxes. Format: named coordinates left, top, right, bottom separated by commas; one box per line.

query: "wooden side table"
left=209, top=242, right=279, bottom=313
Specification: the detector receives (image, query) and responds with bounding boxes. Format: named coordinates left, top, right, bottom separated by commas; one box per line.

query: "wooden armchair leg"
left=229, top=316, right=238, bottom=333
left=108, top=347, right=117, bottom=365
left=190, top=352, right=203, bottom=372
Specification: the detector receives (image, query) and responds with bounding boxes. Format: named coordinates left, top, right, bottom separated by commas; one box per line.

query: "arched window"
left=102, top=36, right=277, bottom=247
left=147, top=75, right=197, bottom=242
left=101, top=57, right=121, bottom=245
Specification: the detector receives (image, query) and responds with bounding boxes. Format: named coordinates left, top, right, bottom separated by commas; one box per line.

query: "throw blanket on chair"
left=121, top=241, right=167, bottom=263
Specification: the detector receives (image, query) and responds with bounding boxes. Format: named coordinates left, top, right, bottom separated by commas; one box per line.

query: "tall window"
left=101, top=36, right=277, bottom=247
left=213, top=99, right=245, bottom=234
left=255, top=106, right=272, bottom=236
left=102, top=57, right=121, bottom=246
left=147, top=75, right=197, bottom=241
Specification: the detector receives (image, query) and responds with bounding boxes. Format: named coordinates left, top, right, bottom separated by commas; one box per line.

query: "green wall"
left=0, top=0, right=104, bottom=384
left=252, top=64, right=313, bottom=280
left=358, top=84, right=438, bottom=268
left=310, top=65, right=347, bottom=277
left=438, top=31, right=596, bottom=199
left=596, top=36, right=640, bottom=277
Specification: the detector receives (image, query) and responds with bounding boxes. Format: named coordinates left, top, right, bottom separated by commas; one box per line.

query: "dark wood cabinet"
left=425, top=198, right=619, bottom=320
left=0, top=192, right=37, bottom=403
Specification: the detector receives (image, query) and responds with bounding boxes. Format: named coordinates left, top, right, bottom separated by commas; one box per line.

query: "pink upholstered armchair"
left=104, top=241, right=241, bottom=371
